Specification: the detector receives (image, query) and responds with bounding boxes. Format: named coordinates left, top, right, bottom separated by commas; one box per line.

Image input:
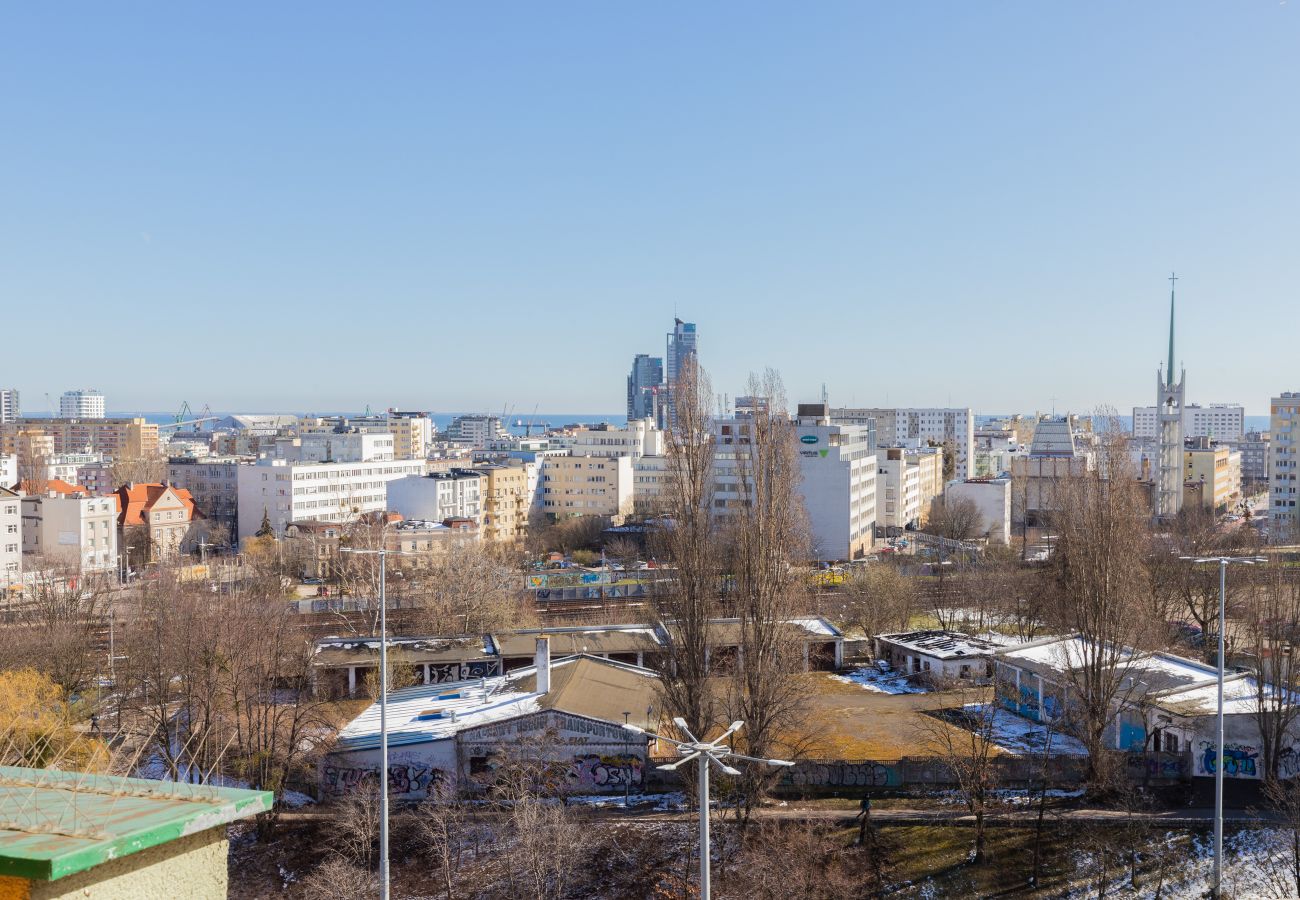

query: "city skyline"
left=4, top=3, right=1298, bottom=413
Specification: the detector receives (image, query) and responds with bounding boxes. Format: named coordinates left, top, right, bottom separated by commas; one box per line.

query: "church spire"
left=1167, top=271, right=1178, bottom=387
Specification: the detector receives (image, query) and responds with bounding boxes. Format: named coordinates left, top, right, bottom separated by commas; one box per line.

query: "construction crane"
left=525, top=403, right=540, bottom=437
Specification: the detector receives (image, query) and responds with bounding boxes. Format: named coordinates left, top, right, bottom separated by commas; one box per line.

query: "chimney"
left=535, top=637, right=551, bottom=694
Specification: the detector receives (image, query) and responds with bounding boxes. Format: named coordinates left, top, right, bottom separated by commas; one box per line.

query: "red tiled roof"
left=16, top=479, right=89, bottom=496
left=113, top=483, right=197, bottom=526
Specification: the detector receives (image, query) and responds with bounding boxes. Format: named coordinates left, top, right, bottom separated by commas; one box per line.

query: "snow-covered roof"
left=877, top=630, right=1005, bottom=660
left=334, top=655, right=660, bottom=752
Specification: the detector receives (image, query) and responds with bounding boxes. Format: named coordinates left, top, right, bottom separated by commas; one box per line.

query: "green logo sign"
left=800, top=434, right=819, bottom=444
left=819, top=449, right=829, bottom=458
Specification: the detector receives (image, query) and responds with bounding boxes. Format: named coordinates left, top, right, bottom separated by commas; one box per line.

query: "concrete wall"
left=0, top=827, right=228, bottom=900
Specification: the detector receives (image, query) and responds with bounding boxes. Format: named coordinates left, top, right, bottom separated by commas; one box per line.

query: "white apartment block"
left=42, top=452, right=104, bottom=486
left=235, top=457, right=427, bottom=539
left=0, top=454, right=16, bottom=491
left=1132, top=403, right=1245, bottom=443
left=20, top=488, right=118, bottom=573
left=632, top=455, right=670, bottom=510
left=59, top=389, right=106, bottom=419
left=0, top=487, right=20, bottom=583
left=540, top=455, right=633, bottom=521
left=0, top=389, right=18, bottom=424
left=275, top=431, right=395, bottom=463
left=833, top=407, right=975, bottom=480
left=1271, top=393, right=1300, bottom=541
left=386, top=470, right=484, bottom=523
left=877, top=448, right=922, bottom=531
left=548, top=419, right=665, bottom=461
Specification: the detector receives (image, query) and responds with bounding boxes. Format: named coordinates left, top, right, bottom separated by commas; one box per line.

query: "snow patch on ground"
left=830, top=667, right=930, bottom=695
left=1067, top=827, right=1300, bottom=899
left=962, top=704, right=1090, bottom=757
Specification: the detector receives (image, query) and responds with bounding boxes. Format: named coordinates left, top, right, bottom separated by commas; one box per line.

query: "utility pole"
left=1180, top=553, right=1265, bottom=899
left=339, top=546, right=417, bottom=900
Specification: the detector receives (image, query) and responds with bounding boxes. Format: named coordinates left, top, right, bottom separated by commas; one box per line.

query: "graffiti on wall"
left=566, top=753, right=643, bottom=790
left=1124, top=753, right=1190, bottom=780
left=785, top=762, right=901, bottom=789
left=1279, top=745, right=1300, bottom=779
left=322, top=762, right=444, bottom=797
left=1197, top=741, right=1260, bottom=778
left=427, top=660, right=500, bottom=685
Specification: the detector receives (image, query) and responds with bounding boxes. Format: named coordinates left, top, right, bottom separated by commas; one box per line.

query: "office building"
left=1009, top=416, right=1092, bottom=526
left=443, top=415, right=511, bottom=449
left=59, top=389, right=106, bottom=419
left=275, top=430, right=395, bottom=463
left=1270, top=393, right=1300, bottom=540
left=235, top=457, right=426, bottom=539
left=665, top=318, right=698, bottom=428
left=627, top=354, right=664, bottom=425
left=832, top=406, right=976, bottom=480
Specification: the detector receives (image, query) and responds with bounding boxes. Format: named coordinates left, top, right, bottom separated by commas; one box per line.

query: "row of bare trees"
left=650, top=363, right=814, bottom=820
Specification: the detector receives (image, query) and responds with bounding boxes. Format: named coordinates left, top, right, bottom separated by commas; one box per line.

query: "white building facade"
left=0, top=487, right=20, bottom=584
left=1132, top=403, right=1245, bottom=444
left=793, top=405, right=877, bottom=561
left=59, top=389, right=106, bottom=419
left=20, top=489, right=118, bottom=573
left=944, top=478, right=1012, bottom=544
left=235, top=457, right=427, bottom=539
left=386, top=470, right=484, bottom=523
left=0, top=390, right=18, bottom=424
left=833, top=407, right=975, bottom=480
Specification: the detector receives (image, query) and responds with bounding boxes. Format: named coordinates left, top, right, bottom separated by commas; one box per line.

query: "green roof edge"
left=0, top=767, right=273, bottom=882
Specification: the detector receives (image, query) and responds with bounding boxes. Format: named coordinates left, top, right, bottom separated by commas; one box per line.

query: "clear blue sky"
left=2, top=2, right=1296, bottom=415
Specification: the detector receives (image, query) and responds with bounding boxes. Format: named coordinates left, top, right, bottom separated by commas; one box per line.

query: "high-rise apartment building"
left=0, top=390, right=18, bottom=424
left=1270, top=393, right=1300, bottom=541
left=626, top=354, right=664, bottom=424
left=59, top=389, right=106, bottom=419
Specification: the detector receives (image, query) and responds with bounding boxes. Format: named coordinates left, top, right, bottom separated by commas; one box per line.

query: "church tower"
left=1155, top=273, right=1185, bottom=520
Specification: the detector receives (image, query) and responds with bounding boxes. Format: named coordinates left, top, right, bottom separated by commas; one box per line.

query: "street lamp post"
left=624, top=718, right=794, bottom=900
left=338, top=545, right=417, bottom=900
left=1180, top=553, right=1265, bottom=899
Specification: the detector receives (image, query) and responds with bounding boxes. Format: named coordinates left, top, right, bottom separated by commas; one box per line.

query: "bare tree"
left=408, top=779, right=467, bottom=900
left=1243, top=564, right=1300, bottom=782
left=299, top=858, right=377, bottom=900
left=923, top=685, right=998, bottom=864
left=836, top=561, right=916, bottom=640
left=720, top=369, right=812, bottom=820
left=650, top=358, right=722, bottom=743
left=926, top=495, right=984, bottom=541
left=1043, top=415, right=1155, bottom=790
left=409, top=542, right=534, bottom=636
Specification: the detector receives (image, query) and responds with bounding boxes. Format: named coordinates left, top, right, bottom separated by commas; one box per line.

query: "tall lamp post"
left=1180, top=553, right=1265, bottom=900
left=624, top=718, right=794, bottom=900
left=339, top=545, right=417, bottom=900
